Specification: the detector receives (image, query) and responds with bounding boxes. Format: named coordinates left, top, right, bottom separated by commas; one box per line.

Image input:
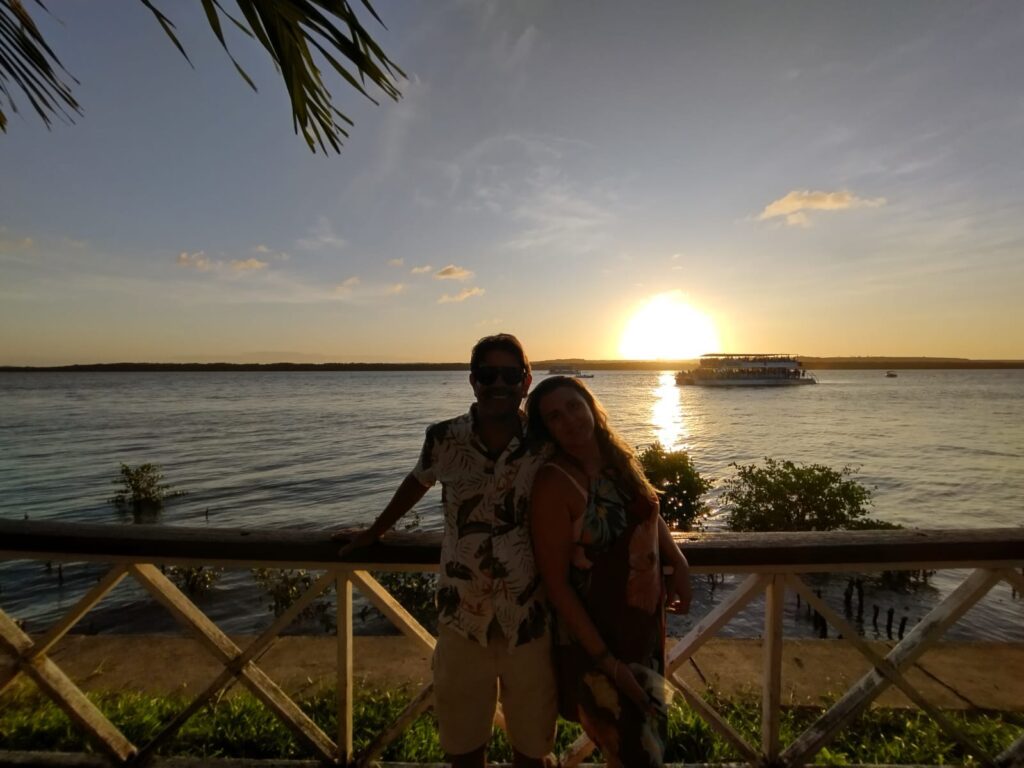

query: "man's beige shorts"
left=433, top=622, right=557, bottom=758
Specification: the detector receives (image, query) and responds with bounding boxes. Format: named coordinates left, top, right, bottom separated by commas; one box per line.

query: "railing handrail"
left=3, top=519, right=1023, bottom=766
left=2, top=519, right=1022, bottom=571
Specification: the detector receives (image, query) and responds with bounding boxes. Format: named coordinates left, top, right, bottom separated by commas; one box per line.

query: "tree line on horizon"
left=2, top=357, right=1022, bottom=372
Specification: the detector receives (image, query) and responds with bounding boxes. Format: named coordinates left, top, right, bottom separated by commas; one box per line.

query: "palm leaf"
left=0, top=0, right=81, bottom=132
left=0, top=0, right=403, bottom=152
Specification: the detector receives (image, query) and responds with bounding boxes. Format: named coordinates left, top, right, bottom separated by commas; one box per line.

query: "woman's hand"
left=665, top=563, right=692, bottom=614
left=604, top=659, right=657, bottom=717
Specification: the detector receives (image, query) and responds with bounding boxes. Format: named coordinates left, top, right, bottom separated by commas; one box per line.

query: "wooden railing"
left=1, top=521, right=1022, bottom=767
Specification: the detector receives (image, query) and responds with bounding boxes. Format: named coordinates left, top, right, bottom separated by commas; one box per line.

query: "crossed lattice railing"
left=1, top=521, right=1022, bottom=767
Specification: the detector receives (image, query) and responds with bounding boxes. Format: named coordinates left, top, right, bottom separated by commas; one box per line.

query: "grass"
left=0, top=684, right=1018, bottom=764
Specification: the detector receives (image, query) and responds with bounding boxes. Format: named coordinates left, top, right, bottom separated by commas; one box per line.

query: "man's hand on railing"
left=333, top=528, right=379, bottom=559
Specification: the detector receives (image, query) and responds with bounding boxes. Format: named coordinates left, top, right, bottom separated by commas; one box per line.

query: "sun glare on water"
left=619, top=292, right=720, bottom=360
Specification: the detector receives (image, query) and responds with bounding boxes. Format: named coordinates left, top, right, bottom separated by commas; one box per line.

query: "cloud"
left=439, top=133, right=613, bottom=253
left=335, top=276, right=361, bottom=293
left=758, top=189, right=887, bottom=227
left=178, top=251, right=269, bottom=274
left=387, top=258, right=404, bottom=267
left=229, top=258, right=268, bottom=272
left=493, top=25, right=538, bottom=72
left=296, top=216, right=347, bottom=251
left=434, top=264, right=474, bottom=280
left=252, top=244, right=290, bottom=261
left=438, top=286, right=485, bottom=303
left=177, top=251, right=213, bottom=271
left=410, top=264, right=433, bottom=274
left=385, top=283, right=406, bottom=295
left=0, top=235, right=35, bottom=253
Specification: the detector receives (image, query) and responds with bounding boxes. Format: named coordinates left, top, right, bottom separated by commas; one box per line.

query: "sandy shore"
left=18, top=635, right=1022, bottom=711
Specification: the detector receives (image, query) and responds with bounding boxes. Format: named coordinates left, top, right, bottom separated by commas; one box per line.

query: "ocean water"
left=1, top=369, right=1021, bottom=640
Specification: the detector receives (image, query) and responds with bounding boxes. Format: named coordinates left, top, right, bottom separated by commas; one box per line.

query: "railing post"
left=337, top=569, right=354, bottom=766
left=762, top=575, right=784, bottom=765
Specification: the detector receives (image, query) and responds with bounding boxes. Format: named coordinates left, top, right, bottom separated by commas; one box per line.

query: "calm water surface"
left=1, top=370, right=1021, bottom=639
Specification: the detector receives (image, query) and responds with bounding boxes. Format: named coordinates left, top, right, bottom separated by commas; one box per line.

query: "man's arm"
left=336, top=473, right=429, bottom=557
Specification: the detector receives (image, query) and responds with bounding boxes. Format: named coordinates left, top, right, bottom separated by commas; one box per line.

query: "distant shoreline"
left=2, top=357, right=1024, bottom=372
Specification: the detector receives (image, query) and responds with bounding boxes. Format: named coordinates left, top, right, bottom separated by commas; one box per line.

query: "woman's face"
left=538, top=385, right=596, bottom=452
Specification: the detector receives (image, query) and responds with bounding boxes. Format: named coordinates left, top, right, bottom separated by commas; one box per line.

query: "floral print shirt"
left=411, top=406, right=548, bottom=648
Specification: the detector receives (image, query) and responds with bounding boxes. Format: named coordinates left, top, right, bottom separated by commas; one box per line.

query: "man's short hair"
left=470, top=333, right=530, bottom=375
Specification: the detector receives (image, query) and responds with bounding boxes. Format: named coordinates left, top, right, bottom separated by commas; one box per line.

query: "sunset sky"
left=2, top=1, right=1023, bottom=365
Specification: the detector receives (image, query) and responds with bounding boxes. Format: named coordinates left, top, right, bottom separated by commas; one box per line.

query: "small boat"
left=547, top=367, right=594, bottom=378
left=885, top=370, right=898, bottom=378
left=675, top=354, right=816, bottom=387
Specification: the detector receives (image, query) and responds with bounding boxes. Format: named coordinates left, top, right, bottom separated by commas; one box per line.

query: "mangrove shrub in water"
left=638, top=442, right=711, bottom=530
left=721, top=458, right=890, bottom=532
left=109, top=463, right=181, bottom=516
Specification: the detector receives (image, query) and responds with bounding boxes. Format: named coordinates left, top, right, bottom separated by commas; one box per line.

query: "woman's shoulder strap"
left=543, top=461, right=589, bottom=501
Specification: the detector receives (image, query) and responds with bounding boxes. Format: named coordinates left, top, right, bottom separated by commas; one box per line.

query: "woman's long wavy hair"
left=527, top=376, right=656, bottom=501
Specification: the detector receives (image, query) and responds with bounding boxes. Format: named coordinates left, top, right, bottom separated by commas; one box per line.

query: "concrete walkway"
left=28, top=635, right=1024, bottom=711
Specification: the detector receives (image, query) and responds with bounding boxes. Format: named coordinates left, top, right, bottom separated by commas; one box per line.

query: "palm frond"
left=0, top=0, right=404, bottom=152
left=0, top=0, right=82, bottom=132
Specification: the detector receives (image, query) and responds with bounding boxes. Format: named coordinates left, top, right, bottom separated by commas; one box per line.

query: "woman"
left=527, top=376, right=692, bottom=768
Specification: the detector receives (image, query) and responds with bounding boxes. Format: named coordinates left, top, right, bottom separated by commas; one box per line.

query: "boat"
left=547, top=366, right=594, bottom=378
left=675, top=354, right=817, bottom=387
left=885, top=370, right=898, bottom=378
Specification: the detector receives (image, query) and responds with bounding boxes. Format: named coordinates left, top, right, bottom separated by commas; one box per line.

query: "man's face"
left=470, top=348, right=532, bottom=419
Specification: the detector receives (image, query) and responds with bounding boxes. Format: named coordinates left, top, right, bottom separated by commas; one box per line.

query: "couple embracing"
left=338, top=333, right=691, bottom=768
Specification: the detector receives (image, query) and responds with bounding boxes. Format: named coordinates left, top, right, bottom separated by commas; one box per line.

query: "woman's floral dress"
left=550, top=464, right=667, bottom=767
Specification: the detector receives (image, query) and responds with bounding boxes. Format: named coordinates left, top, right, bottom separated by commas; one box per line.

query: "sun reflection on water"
left=651, top=371, right=689, bottom=451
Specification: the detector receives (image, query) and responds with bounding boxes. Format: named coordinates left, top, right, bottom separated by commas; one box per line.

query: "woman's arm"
left=531, top=466, right=653, bottom=711
left=657, top=515, right=692, bottom=614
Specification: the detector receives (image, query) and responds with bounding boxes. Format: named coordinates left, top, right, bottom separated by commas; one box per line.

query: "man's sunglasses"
left=474, top=366, right=526, bottom=386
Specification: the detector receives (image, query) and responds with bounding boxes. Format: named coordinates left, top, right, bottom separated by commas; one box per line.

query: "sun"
left=619, top=292, right=720, bottom=360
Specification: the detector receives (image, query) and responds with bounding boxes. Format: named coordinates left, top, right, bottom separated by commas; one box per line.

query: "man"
left=338, top=333, right=557, bottom=768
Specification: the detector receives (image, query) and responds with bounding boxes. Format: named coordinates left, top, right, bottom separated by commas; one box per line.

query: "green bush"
left=110, top=463, right=181, bottom=515
left=720, top=458, right=889, bottom=533
left=360, top=572, right=438, bottom=634
left=720, top=459, right=930, bottom=589
left=164, top=565, right=223, bottom=596
left=638, top=442, right=711, bottom=530
left=251, top=568, right=335, bottom=632
left=0, top=684, right=1016, bottom=764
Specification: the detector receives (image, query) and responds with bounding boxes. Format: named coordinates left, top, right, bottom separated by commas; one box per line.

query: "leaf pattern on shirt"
left=437, top=585, right=460, bottom=617
left=456, top=494, right=483, bottom=529
left=493, top=494, right=518, bottom=535
left=414, top=407, right=548, bottom=647
left=517, top=573, right=542, bottom=605
left=445, top=561, right=474, bottom=580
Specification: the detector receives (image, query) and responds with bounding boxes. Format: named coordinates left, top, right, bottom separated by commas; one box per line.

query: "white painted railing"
left=1, top=521, right=1022, bottom=767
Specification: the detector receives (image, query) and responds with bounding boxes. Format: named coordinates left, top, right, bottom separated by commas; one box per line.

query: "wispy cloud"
left=438, top=286, right=485, bottom=303
left=251, top=244, right=290, bottom=261
left=335, top=276, right=361, bottom=294
left=492, top=25, right=538, bottom=72
left=296, top=216, right=347, bottom=251
left=374, top=74, right=426, bottom=179
left=177, top=251, right=213, bottom=271
left=434, top=264, right=474, bottom=280
left=410, top=264, right=432, bottom=274
left=177, top=251, right=267, bottom=273
left=758, top=189, right=887, bottom=227
left=0, top=235, right=36, bottom=253
left=230, top=258, right=268, bottom=272
left=386, top=283, right=406, bottom=295
left=387, top=258, right=404, bottom=267
left=441, top=133, right=613, bottom=253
